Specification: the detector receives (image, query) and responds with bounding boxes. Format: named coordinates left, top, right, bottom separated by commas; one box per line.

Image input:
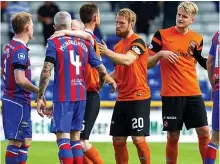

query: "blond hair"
left=117, top=8, right=136, bottom=25
left=178, top=1, right=198, bottom=16
left=11, top=12, right=32, bottom=34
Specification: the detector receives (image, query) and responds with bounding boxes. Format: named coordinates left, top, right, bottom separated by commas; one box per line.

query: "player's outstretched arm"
left=14, top=70, right=38, bottom=93
left=37, top=61, right=54, bottom=117
left=98, top=40, right=137, bottom=66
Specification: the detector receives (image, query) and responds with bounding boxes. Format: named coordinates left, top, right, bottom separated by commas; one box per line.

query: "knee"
left=23, top=138, right=32, bottom=146
left=113, top=137, right=127, bottom=145
left=132, top=136, right=145, bottom=144
left=211, top=130, right=220, bottom=146
left=196, top=126, right=210, bottom=137
left=70, top=131, right=80, bottom=141
left=80, top=140, right=91, bottom=151
left=167, top=131, right=180, bottom=141
left=8, top=139, right=22, bottom=147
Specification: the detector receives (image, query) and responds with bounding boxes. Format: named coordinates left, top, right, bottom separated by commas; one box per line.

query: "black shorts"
left=80, top=91, right=100, bottom=140
left=162, top=95, right=208, bottom=131
left=110, top=98, right=151, bottom=136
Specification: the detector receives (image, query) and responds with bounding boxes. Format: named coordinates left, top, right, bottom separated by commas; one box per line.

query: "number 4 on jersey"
left=69, top=50, right=82, bottom=75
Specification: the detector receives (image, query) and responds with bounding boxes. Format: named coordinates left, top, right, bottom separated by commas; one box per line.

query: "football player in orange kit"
left=148, top=2, right=209, bottom=164
left=99, top=8, right=151, bottom=164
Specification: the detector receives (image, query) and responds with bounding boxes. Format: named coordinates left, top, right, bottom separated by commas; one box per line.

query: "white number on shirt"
left=69, top=50, right=82, bottom=75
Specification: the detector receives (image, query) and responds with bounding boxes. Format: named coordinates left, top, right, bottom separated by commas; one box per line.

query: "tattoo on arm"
left=96, top=64, right=107, bottom=84
left=38, top=62, right=54, bottom=99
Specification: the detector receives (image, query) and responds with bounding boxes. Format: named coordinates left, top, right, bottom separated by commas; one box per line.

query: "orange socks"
left=83, top=154, right=92, bottom=164
left=113, top=141, right=129, bottom=164
left=166, top=137, right=179, bottom=164
left=84, top=146, right=104, bottom=164
left=198, top=135, right=210, bottom=163
left=133, top=140, right=151, bottom=164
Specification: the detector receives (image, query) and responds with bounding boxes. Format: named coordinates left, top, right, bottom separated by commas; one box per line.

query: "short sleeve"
left=88, top=44, right=102, bottom=68
left=128, top=38, right=146, bottom=56
left=12, top=48, right=28, bottom=70
left=148, top=30, right=162, bottom=55
left=45, top=39, right=56, bottom=61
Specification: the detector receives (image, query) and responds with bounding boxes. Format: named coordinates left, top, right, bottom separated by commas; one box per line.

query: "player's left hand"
left=98, top=40, right=109, bottom=55
left=37, top=98, right=46, bottom=117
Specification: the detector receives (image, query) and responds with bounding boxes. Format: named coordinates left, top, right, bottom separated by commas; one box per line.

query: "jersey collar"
left=84, top=28, right=94, bottom=35
left=13, top=37, right=30, bottom=51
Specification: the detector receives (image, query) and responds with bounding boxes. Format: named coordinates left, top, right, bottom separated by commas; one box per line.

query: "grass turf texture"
left=1, top=141, right=219, bottom=164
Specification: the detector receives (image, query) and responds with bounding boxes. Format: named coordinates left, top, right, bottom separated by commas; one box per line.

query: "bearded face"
left=116, top=27, right=129, bottom=38
left=115, top=15, right=132, bottom=39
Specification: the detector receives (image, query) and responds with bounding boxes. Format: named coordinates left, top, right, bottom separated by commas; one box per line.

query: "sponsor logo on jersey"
left=18, top=53, right=25, bottom=60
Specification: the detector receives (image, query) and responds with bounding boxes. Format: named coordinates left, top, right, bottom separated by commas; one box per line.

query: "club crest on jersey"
left=18, top=53, right=25, bottom=60
left=132, top=46, right=141, bottom=55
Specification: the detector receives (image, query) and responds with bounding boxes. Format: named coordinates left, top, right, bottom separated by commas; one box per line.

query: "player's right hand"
left=37, top=98, right=46, bottom=117
left=43, top=105, right=53, bottom=118
left=159, top=50, right=179, bottom=64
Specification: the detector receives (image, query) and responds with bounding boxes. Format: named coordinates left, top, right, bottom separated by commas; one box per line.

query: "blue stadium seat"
left=106, top=35, right=121, bottom=50
left=150, top=87, right=161, bottom=100
left=102, top=56, right=114, bottom=73
left=201, top=89, right=211, bottom=100
left=148, top=78, right=161, bottom=88
left=94, top=28, right=103, bottom=40
left=100, top=84, right=118, bottom=100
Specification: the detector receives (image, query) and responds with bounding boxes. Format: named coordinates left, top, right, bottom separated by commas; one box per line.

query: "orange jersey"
left=149, top=26, right=203, bottom=96
left=84, top=39, right=101, bottom=92
left=114, top=33, right=151, bottom=101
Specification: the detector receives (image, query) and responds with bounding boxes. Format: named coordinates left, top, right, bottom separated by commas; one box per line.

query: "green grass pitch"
left=1, top=141, right=219, bottom=164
